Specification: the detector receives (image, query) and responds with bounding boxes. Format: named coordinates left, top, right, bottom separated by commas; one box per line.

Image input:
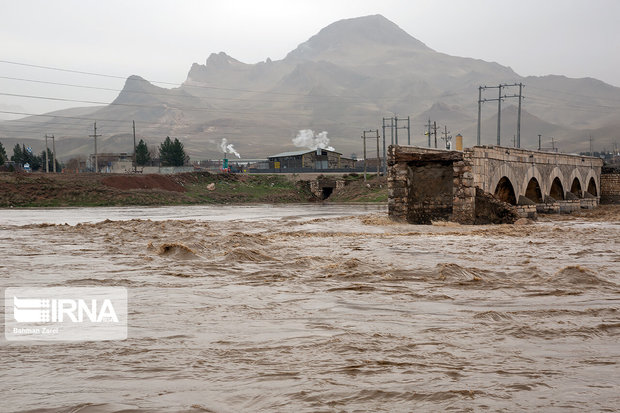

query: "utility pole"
left=478, top=83, right=523, bottom=147
left=383, top=116, right=410, bottom=147
left=516, top=83, right=523, bottom=148
left=497, top=85, right=502, bottom=146
left=361, top=132, right=367, bottom=182
left=51, top=135, right=56, bottom=173
left=551, top=137, right=556, bottom=152
left=382, top=118, right=387, bottom=175
left=362, top=129, right=380, bottom=179
left=477, top=86, right=482, bottom=146
left=538, top=134, right=542, bottom=151
left=426, top=118, right=432, bottom=148
left=133, top=120, right=137, bottom=173
left=45, top=134, right=49, bottom=173
left=589, top=135, right=593, bottom=156
left=407, top=116, right=411, bottom=145
left=441, top=126, right=452, bottom=149
left=89, top=122, right=101, bottom=173
left=375, top=129, right=380, bottom=175
left=394, top=116, right=399, bottom=145
left=433, top=121, right=439, bottom=148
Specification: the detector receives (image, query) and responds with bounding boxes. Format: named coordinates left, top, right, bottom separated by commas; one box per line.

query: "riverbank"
left=0, top=172, right=387, bottom=207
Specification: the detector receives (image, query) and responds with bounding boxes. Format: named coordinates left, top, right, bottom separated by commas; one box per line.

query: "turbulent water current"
left=1, top=204, right=619, bottom=412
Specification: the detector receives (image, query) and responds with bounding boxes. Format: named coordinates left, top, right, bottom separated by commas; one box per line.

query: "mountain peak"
left=286, top=15, right=431, bottom=61
left=206, top=52, right=244, bottom=67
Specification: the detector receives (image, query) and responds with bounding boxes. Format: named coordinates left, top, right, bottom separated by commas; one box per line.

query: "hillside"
left=1, top=14, right=619, bottom=159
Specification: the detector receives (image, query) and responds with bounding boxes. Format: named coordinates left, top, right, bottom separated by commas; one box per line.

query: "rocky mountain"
left=2, top=14, right=619, bottom=160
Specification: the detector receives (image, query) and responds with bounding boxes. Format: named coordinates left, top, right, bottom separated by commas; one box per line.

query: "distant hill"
left=2, top=14, right=619, bottom=160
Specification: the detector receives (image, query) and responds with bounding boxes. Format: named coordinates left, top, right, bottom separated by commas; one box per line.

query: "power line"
left=0, top=91, right=325, bottom=118
left=0, top=75, right=388, bottom=105
left=0, top=59, right=374, bottom=100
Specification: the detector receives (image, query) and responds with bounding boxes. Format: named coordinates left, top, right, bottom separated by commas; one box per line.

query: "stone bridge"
left=388, top=145, right=604, bottom=224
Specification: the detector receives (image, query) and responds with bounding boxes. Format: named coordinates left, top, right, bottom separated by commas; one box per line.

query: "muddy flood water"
left=1, top=204, right=619, bottom=412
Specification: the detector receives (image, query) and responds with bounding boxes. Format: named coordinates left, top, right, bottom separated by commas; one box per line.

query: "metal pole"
left=45, top=134, right=49, bottom=173
left=427, top=118, right=431, bottom=148
left=497, top=85, right=502, bottom=146
left=477, top=86, right=482, bottom=146
left=133, top=120, right=137, bottom=173
left=88, top=122, right=101, bottom=172
left=51, top=135, right=56, bottom=173
left=94, top=122, right=98, bottom=172
left=433, top=121, right=438, bottom=148
left=516, top=83, right=522, bottom=148
left=538, top=134, right=541, bottom=151
left=382, top=121, right=387, bottom=175
left=394, top=116, right=399, bottom=145
left=390, top=117, right=394, bottom=145
left=376, top=129, right=380, bottom=175
left=407, top=116, right=411, bottom=145
left=362, top=132, right=367, bottom=182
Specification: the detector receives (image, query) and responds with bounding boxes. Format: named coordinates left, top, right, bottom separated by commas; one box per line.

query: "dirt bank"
left=0, top=172, right=386, bottom=207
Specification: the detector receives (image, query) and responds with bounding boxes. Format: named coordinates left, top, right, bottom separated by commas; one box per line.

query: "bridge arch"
left=570, top=177, right=583, bottom=198
left=546, top=167, right=567, bottom=201
left=549, top=177, right=565, bottom=200
left=525, top=177, right=543, bottom=203
left=521, top=166, right=544, bottom=202
left=587, top=177, right=598, bottom=196
left=583, top=170, right=598, bottom=197
left=494, top=176, right=517, bottom=205
left=489, top=163, right=521, bottom=200
left=567, top=169, right=584, bottom=198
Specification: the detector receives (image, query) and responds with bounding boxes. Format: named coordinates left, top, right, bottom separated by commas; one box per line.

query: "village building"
left=268, top=148, right=356, bottom=171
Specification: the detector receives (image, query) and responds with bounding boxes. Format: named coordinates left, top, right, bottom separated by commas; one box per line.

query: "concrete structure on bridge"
left=388, top=145, right=604, bottom=224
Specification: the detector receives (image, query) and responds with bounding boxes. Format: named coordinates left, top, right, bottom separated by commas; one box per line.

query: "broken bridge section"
left=388, top=145, right=603, bottom=224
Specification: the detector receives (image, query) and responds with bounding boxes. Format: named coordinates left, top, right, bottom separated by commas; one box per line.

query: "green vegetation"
left=0, top=171, right=388, bottom=208
left=135, top=139, right=151, bottom=166
left=0, top=141, right=7, bottom=166
left=7, top=143, right=61, bottom=171
left=159, top=136, right=187, bottom=167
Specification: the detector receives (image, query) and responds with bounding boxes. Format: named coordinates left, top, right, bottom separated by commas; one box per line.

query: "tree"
left=135, top=139, right=151, bottom=166
left=12, top=144, right=42, bottom=170
left=11, top=144, right=23, bottom=164
left=40, top=148, right=61, bottom=172
left=23, top=145, right=41, bottom=170
left=159, top=136, right=187, bottom=166
left=0, top=141, right=7, bottom=166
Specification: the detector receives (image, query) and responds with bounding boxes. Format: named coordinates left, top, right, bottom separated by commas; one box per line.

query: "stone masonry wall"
left=387, top=157, right=409, bottom=222
left=388, top=145, right=473, bottom=223
left=601, top=172, right=620, bottom=204
left=452, top=156, right=476, bottom=224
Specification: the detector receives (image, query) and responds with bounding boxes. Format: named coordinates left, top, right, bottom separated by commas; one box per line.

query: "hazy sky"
left=1, top=0, right=620, bottom=116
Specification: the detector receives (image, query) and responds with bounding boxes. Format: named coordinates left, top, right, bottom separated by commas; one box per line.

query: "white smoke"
left=292, top=129, right=334, bottom=151
left=219, top=138, right=241, bottom=158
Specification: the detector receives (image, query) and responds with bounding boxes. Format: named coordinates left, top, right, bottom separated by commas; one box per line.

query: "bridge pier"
left=388, top=145, right=603, bottom=224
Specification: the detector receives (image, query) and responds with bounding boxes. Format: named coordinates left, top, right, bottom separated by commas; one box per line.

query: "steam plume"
left=220, top=138, right=241, bottom=158
left=292, top=129, right=334, bottom=151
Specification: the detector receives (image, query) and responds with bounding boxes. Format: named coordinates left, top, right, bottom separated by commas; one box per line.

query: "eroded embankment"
left=0, top=172, right=389, bottom=207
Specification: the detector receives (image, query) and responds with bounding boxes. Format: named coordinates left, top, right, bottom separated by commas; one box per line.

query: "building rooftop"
left=269, top=148, right=342, bottom=158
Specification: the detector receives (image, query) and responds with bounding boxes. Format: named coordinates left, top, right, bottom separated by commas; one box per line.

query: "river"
left=1, top=204, right=619, bottom=412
